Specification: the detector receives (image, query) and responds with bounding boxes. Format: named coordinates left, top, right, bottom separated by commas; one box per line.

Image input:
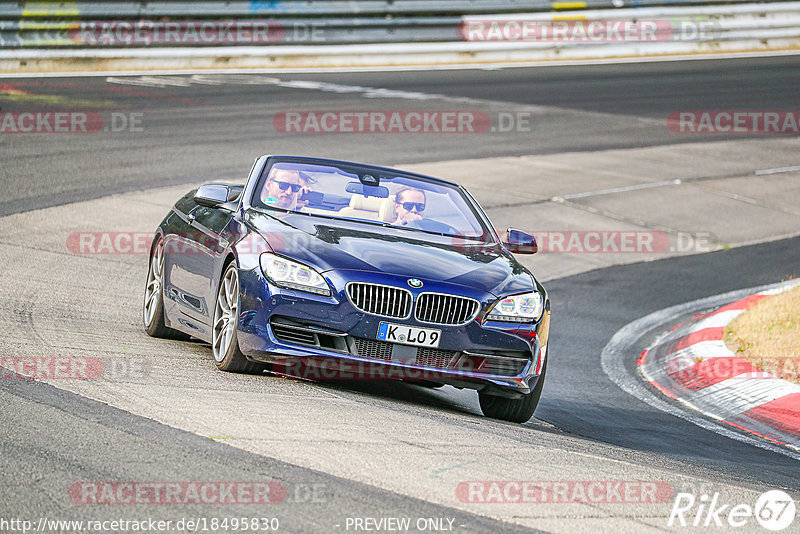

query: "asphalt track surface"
left=1, top=56, right=799, bottom=532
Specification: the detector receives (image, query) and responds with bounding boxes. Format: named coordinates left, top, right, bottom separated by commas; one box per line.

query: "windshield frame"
left=249, top=156, right=495, bottom=243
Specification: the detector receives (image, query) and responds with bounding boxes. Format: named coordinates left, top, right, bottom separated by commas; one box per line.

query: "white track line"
left=755, top=165, right=800, bottom=175
left=551, top=179, right=681, bottom=202
left=601, top=280, right=800, bottom=462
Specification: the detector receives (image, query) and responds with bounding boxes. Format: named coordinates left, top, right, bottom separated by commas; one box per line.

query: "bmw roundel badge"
left=407, top=278, right=423, bottom=288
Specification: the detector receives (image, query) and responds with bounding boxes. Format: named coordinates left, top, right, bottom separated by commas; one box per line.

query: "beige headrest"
left=378, top=198, right=396, bottom=222
left=349, top=194, right=386, bottom=211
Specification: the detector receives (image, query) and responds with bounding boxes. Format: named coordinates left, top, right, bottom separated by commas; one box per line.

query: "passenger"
left=392, top=187, right=427, bottom=226
left=295, top=172, right=316, bottom=211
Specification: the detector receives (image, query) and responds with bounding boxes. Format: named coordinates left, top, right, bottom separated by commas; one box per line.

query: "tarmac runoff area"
left=0, top=136, right=799, bottom=532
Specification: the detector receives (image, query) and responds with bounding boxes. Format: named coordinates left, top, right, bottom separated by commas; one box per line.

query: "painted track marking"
left=601, top=280, right=800, bottom=462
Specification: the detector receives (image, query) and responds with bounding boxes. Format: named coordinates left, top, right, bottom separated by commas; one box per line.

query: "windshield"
left=253, top=159, right=492, bottom=241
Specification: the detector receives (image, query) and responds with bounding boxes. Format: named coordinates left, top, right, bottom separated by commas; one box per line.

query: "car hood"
left=245, top=210, right=534, bottom=297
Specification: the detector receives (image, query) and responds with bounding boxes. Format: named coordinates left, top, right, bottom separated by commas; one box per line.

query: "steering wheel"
left=404, top=218, right=457, bottom=235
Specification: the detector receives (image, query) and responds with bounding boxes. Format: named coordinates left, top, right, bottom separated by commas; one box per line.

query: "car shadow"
left=258, top=362, right=559, bottom=434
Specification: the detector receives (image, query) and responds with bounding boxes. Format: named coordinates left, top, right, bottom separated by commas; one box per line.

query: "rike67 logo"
left=669, top=490, right=796, bottom=530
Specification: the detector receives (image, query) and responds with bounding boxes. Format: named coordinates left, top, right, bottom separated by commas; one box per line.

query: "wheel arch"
left=211, top=251, right=239, bottom=306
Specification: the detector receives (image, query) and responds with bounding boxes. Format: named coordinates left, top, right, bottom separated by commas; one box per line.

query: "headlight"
left=259, top=253, right=331, bottom=296
left=486, top=291, right=543, bottom=323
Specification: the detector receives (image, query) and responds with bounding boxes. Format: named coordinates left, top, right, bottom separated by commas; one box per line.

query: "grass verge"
left=724, top=284, right=800, bottom=385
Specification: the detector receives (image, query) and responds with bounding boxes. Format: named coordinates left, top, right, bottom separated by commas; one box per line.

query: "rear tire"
left=479, top=357, right=547, bottom=423
left=143, top=237, right=190, bottom=340
left=212, top=262, right=263, bottom=374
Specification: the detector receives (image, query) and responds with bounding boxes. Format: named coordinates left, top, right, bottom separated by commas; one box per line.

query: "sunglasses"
left=399, top=202, right=425, bottom=212
left=269, top=180, right=302, bottom=193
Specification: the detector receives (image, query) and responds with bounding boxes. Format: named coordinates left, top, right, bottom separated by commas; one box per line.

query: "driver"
left=392, top=187, right=427, bottom=226
left=262, top=168, right=303, bottom=210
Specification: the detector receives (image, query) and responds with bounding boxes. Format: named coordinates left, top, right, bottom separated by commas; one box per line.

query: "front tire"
left=143, top=237, right=189, bottom=340
left=212, top=262, right=263, bottom=374
left=479, top=358, right=547, bottom=423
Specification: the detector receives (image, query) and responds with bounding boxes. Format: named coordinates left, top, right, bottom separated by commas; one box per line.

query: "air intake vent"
left=271, top=323, right=317, bottom=346
left=353, top=338, right=394, bottom=361
left=479, top=357, right=528, bottom=376
left=347, top=283, right=412, bottom=319
left=415, top=293, right=480, bottom=325
left=415, top=347, right=459, bottom=369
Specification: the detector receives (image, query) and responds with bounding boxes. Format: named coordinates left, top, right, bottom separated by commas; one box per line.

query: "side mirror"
left=504, top=228, right=537, bottom=254
left=194, top=184, right=239, bottom=207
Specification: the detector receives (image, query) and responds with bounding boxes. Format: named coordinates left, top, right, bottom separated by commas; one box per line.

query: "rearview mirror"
left=504, top=228, right=537, bottom=254
left=194, top=184, right=239, bottom=207
left=345, top=181, right=389, bottom=198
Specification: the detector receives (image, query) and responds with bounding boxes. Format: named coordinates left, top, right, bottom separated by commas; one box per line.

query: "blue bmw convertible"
left=144, top=155, right=550, bottom=423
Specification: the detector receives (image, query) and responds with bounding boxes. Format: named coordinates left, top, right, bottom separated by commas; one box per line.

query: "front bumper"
left=236, top=267, right=549, bottom=395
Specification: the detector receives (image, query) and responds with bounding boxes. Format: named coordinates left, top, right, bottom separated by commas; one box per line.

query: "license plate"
left=377, top=322, right=441, bottom=348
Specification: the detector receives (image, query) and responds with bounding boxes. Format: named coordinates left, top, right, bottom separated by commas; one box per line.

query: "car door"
left=186, top=203, right=236, bottom=323
left=164, top=196, right=233, bottom=338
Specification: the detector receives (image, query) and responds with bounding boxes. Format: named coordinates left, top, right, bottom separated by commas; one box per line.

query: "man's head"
left=393, top=187, right=426, bottom=224
left=263, top=168, right=303, bottom=210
